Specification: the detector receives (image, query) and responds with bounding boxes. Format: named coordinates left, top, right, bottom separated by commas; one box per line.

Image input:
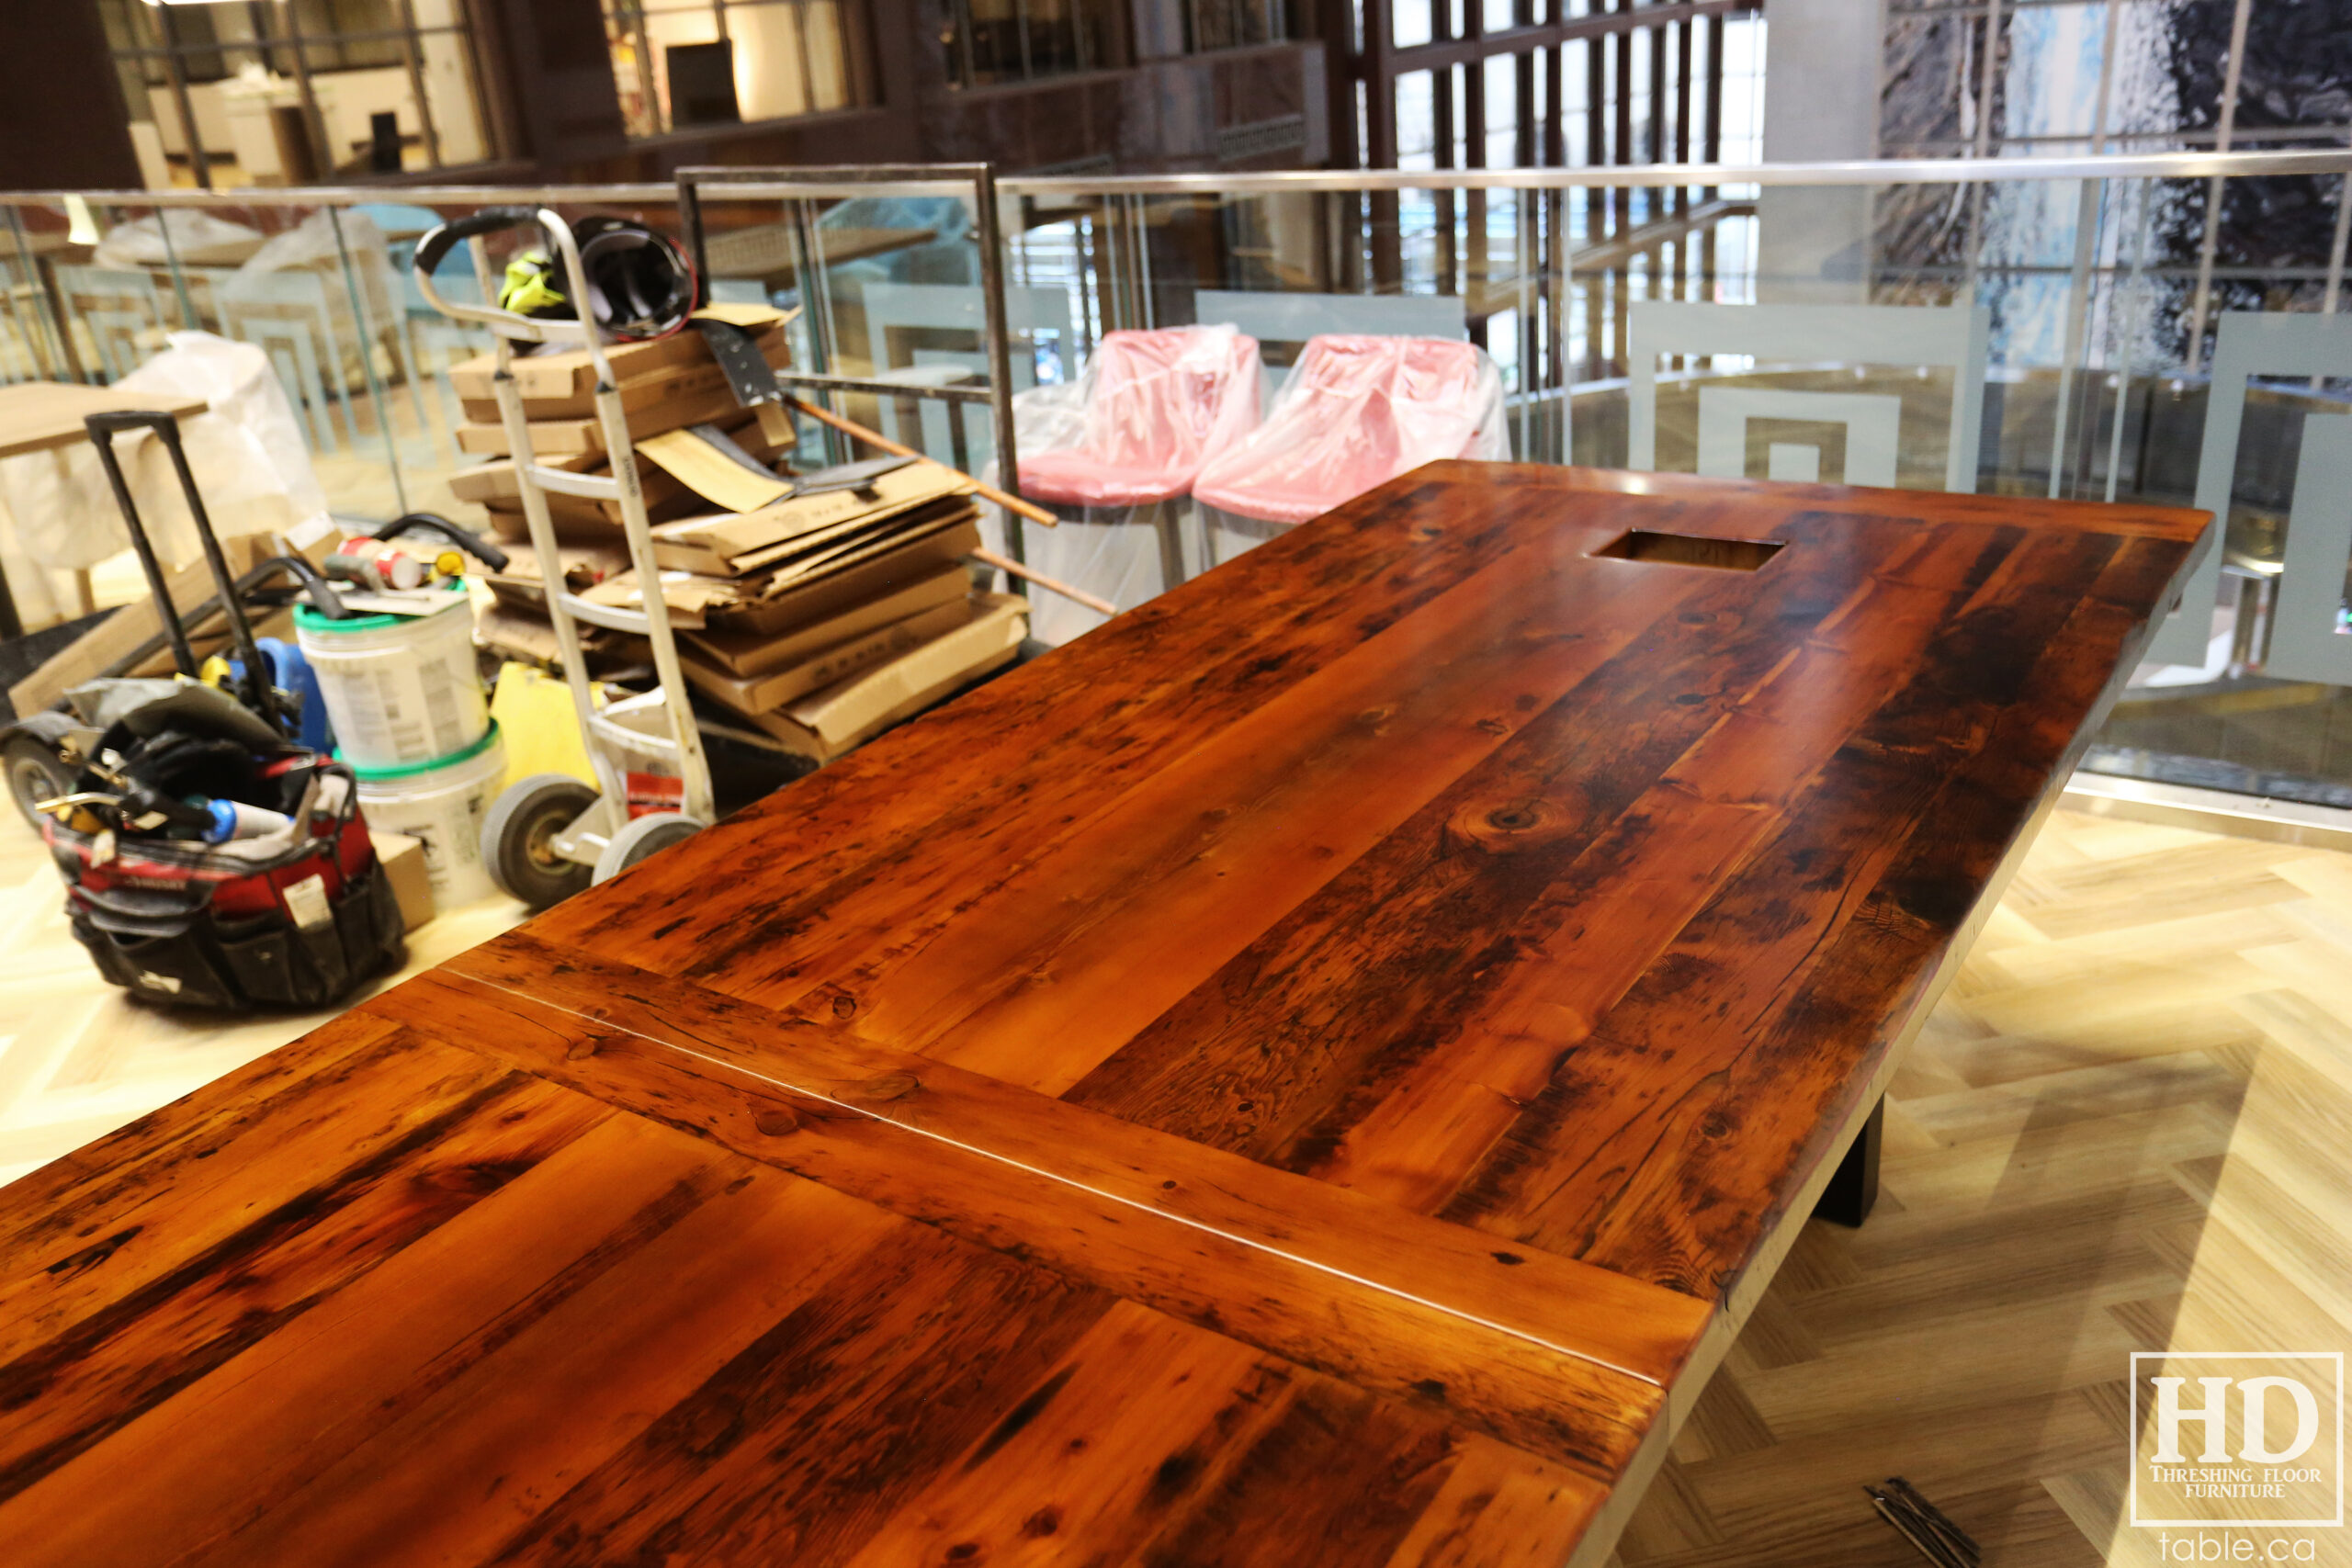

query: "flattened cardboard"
left=742, top=503, right=979, bottom=597
left=680, top=595, right=975, bottom=716
left=458, top=357, right=710, bottom=424
left=636, top=426, right=793, bottom=514
left=368, top=831, right=435, bottom=931
left=461, top=409, right=790, bottom=528
left=572, top=566, right=733, bottom=628
left=477, top=470, right=694, bottom=535
left=742, top=593, right=1027, bottom=761
left=714, top=521, right=982, bottom=634
left=7, top=534, right=279, bottom=717
left=447, top=306, right=787, bottom=404
left=475, top=603, right=647, bottom=670
left=683, top=564, right=969, bottom=676
left=721, top=492, right=969, bottom=578
left=447, top=449, right=597, bottom=502
left=455, top=379, right=747, bottom=457
left=482, top=539, right=634, bottom=615
left=649, top=459, right=973, bottom=575
left=582, top=520, right=981, bottom=635
left=482, top=501, right=683, bottom=545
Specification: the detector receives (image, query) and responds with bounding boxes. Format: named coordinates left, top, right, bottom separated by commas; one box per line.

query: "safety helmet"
left=497, top=216, right=699, bottom=341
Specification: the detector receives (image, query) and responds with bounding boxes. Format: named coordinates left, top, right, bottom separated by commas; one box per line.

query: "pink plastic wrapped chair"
left=984, top=324, right=1262, bottom=646
left=1015, top=325, right=1262, bottom=507
left=1192, top=334, right=1510, bottom=526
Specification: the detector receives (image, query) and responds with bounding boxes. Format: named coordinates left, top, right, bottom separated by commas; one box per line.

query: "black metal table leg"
left=0, top=558, right=23, bottom=642
left=1813, top=1095, right=1883, bottom=1227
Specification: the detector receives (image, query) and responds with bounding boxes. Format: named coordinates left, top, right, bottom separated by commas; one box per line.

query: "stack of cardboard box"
left=448, top=306, right=1028, bottom=762
left=444, top=302, right=799, bottom=544
left=594, top=456, right=1027, bottom=762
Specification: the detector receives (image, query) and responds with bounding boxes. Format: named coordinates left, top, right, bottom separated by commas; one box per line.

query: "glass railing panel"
left=0, top=195, right=418, bottom=561
left=980, top=159, right=2352, bottom=707
left=2083, top=162, right=2352, bottom=808
left=6, top=155, right=2352, bottom=824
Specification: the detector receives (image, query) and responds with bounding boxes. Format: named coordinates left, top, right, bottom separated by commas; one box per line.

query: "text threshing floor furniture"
left=0, top=464, right=2210, bottom=1565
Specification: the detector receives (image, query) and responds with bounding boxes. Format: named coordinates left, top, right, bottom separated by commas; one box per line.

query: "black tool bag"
left=46, top=410, right=405, bottom=1009
left=52, top=772, right=405, bottom=1010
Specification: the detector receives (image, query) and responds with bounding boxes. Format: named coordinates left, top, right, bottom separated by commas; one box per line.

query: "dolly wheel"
left=4, top=728, right=77, bottom=832
left=482, top=773, right=597, bottom=909
left=592, top=811, right=701, bottom=885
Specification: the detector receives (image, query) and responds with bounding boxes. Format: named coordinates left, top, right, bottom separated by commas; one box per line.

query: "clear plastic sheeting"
left=1015, top=325, right=1263, bottom=507
left=91, top=211, right=267, bottom=269
left=979, top=326, right=1259, bottom=647
left=986, top=503, right=1207, bottom=648
left=0, top=333, right=330, bottom=624
left=1193, top=334, right=1510, bottom=529
left=226, top=209, right=401, bottom=391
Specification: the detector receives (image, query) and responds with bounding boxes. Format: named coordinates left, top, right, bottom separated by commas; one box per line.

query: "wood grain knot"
left=1448, top=795, right=1578, bottom=854
left=845, top=1071, right=921, bottom=1104
left=753, top=1108, right=801, bottom=1137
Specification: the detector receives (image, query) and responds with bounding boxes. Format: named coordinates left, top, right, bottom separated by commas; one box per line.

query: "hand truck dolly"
left=411, top=208, right=714, bottom=908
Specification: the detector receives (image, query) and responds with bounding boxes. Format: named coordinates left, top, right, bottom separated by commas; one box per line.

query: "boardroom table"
left=0, top=464, right=2209, bottom=1566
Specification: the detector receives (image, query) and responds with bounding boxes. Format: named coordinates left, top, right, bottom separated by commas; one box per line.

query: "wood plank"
left=361, top=936, right=1696, bottom=1476
left=862, top=507, right=1720, bottom=1090
left=1380, top=1437, right=1610, bottom=1567
left=1436, top=533, right=2183, bottom=1291
left=522, top=477, right=1636, bottom=987
left=0, top=1092, right=744, bottom=1565
left=0, top=1014, right=544, bottom=1363
left=0, top=1061, right=608, bottom=1507
left=166, top=1137, right=908, bottom=1568
left=1062, top=505, right=1949, bottom=1186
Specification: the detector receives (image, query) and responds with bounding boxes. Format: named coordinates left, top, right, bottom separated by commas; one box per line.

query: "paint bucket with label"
left=350, top=724, right=506, bottom=911
left=294, top=586, right=487, bottom=771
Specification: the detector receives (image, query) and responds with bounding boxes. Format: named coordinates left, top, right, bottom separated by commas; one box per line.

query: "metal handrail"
left=5, top=147, right=2352, bottom=211
left=1002, top=148, right=2352, bottom=197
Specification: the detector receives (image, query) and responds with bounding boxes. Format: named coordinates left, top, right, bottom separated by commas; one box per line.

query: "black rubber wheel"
left=591, top=811, right=701, bottom=885
left=4, top=729, right=76, bottom=832
left=481, top=773, right=598, bottom=909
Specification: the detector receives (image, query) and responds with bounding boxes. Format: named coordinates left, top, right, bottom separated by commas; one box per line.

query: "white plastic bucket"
left=352, top=724, right=505, bottom=912
left=296, top=590, right=488, bottom=771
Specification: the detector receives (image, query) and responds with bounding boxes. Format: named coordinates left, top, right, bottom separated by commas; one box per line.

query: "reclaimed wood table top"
left=0, top=464, right=2210, bottom=1566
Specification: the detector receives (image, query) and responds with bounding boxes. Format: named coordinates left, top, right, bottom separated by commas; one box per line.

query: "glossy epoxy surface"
left=0, top=465, right=2208, bottom=1566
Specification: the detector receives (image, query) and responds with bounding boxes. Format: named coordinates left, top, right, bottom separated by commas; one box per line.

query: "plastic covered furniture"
left=1017, top=324, right=1263, bottom=507
left=1192, top=334, right=1509, bottom=555
left=991, top=324, right=1262, bottom=645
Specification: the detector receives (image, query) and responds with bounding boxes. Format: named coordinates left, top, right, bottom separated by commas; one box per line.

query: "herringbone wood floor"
left=0, top=807, right=2344, bottom=1564
left=0, top=816, right=527, bottom=1191
left=1613, top=809, right=2352, bottom=1567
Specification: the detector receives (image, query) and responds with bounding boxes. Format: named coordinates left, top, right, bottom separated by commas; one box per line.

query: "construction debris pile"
left=449, top=303, right=1027, bottom=761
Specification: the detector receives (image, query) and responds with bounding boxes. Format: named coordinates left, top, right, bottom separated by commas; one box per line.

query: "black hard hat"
left=499, top=215, right=701, bottom=341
